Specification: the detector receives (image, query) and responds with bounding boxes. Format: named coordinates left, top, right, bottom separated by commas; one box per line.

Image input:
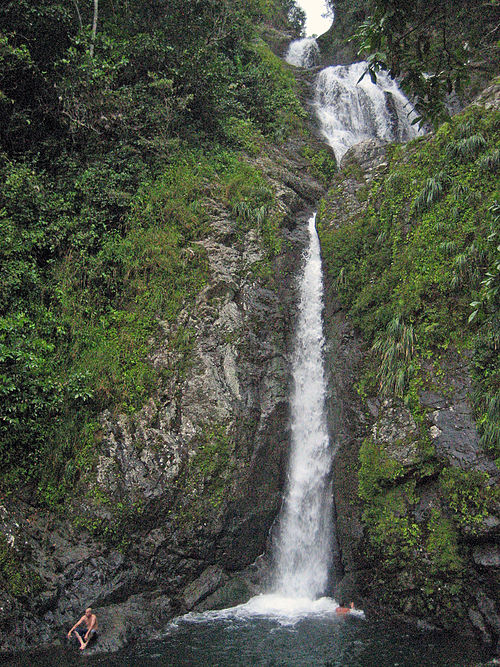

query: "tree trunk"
left=90, top=0, right=98, bottom=57
left=71, top=0, right=83, bottom=31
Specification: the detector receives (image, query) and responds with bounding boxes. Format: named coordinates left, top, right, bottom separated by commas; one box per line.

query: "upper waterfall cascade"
left=286, top=38, right=422, bottom=162
left=316, top=62, right=422, bottom=161
left=285, top=37, right=320, bottom=68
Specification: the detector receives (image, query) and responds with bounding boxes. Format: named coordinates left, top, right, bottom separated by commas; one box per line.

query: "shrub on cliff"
left=0, top=0, right=308, bottom=502
left=319, top=106, right=499, bottom=458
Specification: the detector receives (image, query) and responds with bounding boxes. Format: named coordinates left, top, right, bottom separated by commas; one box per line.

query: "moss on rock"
left=320, top=99, right=500, bottom=638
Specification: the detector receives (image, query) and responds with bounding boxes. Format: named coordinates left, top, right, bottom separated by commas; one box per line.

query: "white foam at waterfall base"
left=285, top=37, right=320, bottom=68
left=315, top=61, right=422, bottom=162
left=176, top=596, right=340, bottom=627
left=170, top=595, right=365, bottom=629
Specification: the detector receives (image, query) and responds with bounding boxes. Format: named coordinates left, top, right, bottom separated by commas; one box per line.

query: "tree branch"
left=71, top=0, right=83, bottom=31
left=394, top=6, right=441, bottom=45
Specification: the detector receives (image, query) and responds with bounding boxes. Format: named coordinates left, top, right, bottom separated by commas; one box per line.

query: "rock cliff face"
left=1, top=25, right=498, bottom=659
left=0, top=137, right=326, bottom=655
left=319, top=123, right=499, bottom=652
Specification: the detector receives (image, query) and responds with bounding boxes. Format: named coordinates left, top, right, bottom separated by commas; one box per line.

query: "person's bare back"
left=335, top=602, right=355, bottom=615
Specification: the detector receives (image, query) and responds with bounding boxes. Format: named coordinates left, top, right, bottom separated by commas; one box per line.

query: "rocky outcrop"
left=0, top=138, right=325, bottom=656
left=316, top=4, right=367, bottom=67
left=319, top=136, right=500, bottom=652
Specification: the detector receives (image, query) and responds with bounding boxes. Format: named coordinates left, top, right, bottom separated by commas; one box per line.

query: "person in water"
left=67, top=607, right=98, bottom=650
left=336, top=602, right=355, bottom=615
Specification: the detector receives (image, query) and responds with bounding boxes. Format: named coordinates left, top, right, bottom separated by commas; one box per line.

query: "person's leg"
left=74, top=630, right=85, bottom=649
left=80, top=630, right=94, bottom=651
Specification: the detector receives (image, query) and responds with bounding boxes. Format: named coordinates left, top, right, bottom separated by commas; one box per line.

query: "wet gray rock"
left=318, top=140, right=390, bottom=247
left=319, top=115, right=500, bottom=651
left=322, top=291, right=368, bottom=592
left=340, top=139, right=389, bottom=177
left=474, top=81, right=500, bottom=111
left=428, top=404, right=497, bottom=475
left=474, top=545, right=500, bottom=568
left=420, top=352, right=499, bottom=479
left=181, top=565, right=228, bottom=610
left=0, top=131, right=326, bottom=657
left=371, top=399, right=422, bottom=468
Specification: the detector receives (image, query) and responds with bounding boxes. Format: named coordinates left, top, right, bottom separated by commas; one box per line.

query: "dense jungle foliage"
left=0, top=0, right=307, bottom=504
left=318, top=103, right=500, bottom=622
left=325, top=0, right=499, bottom=124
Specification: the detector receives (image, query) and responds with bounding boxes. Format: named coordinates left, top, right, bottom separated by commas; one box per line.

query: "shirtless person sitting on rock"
left=67, top=607, right=98, bottom=650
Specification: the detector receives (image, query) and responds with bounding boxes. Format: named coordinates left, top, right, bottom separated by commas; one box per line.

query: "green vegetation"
left=341, top=0, right=499, bottom=125
left=72, top=498, right=146, bottom=551
left=440, top=467, right=498, bottom=532
left=319, top=102, right=499, bottom=625
left=173, top=422, right=236, bottom=530
left=358, top=437, right=405, bottom=500
left=319, top=106, right=500, bottom=458
left=371, top=315, right=416, bottom=399
left=189, top=424, right=235, bottom=510
left=317, top=1, right=368, bottom=64
left=301, top=146, right=338, bottom=185
left=426, top=508, right=463, bottom=573
left=0, top=0, right=309, bottom=505
left=361, top=481, right=421, bottom=564
left=358, top=444, right=471, bottom=619
left=0, top=533, right=43, bottom=598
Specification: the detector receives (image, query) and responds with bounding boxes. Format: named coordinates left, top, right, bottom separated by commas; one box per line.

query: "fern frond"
left=477, top=149, right=500, bottom=173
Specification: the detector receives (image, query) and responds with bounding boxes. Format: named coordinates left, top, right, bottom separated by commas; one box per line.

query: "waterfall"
left=196, top=24, right=422, bottom=617
left=285, top=38, right=320, bottom=68
left=287, top=42, right=421, bottom=163
left=271, top=213, right=333, bottom=599
left=267, top=51, right=421, bottom=605
left=315, top=61, right=422, bottom=162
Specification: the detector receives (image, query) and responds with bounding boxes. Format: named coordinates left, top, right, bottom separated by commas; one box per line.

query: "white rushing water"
left=285, top=37, right=320, bottom=68
left=271, top=213, right=333, bottom=599
left=175, top=214, right=340, bottom=624
left=172, top=213, right=341, bottom=623
left=176, top=18, right=421, bottom=628
left=286, top=41, right=421, bottom=163
left=315, top=61, right=422, bottom=161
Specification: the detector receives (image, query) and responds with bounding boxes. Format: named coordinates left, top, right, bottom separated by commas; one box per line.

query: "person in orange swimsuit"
left=336, top=601, right=355, bottom=615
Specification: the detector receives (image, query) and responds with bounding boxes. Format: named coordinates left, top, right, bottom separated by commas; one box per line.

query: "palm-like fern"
left=413, top=171, right=451, bottom=214
left=477, top=149, right=500, bottom=173
left=336, top=266, right=347, bottom=289
left=371, top=315, right=416, bottom=398
left=445, top=134, right=487, bottom=162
